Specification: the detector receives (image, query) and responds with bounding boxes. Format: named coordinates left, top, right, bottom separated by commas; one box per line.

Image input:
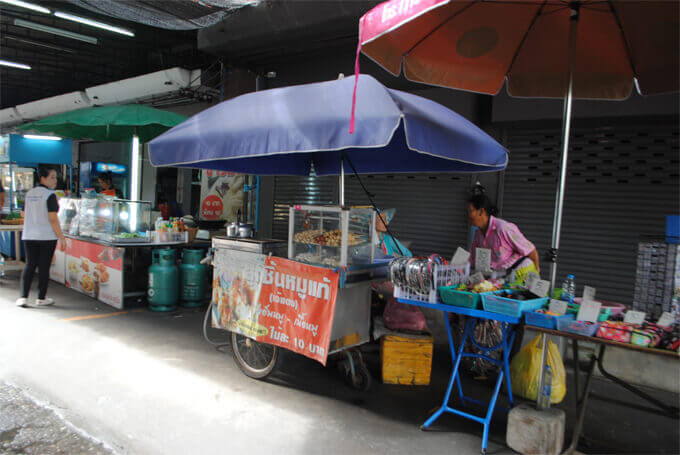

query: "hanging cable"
left=342, top=152, right=405, bottom=257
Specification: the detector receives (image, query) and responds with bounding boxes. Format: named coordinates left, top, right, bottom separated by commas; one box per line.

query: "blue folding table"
left=398, top=298, right=519, bottom=455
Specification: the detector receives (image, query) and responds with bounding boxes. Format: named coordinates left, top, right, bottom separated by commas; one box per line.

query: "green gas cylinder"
left=179, top=248, right=207, bottom=308
left=148, top=248, right=179, bottom=312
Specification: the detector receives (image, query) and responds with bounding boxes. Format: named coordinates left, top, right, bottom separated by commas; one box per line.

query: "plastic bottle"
left=561, top=274, right=575, bottom=303
left=0, top=255, right=5, bottom=277
left=539, top=365, right=553, bottom=410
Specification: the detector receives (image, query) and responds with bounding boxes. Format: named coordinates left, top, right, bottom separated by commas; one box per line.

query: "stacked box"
left=634, top=241, right=679, bottom=319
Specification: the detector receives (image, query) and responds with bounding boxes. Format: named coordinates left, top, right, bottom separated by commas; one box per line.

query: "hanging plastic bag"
left=510, top=335, right=566, bottom=404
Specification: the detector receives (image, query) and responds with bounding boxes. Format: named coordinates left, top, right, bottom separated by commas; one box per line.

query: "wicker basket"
left=1, top=219, right=23, bottom=225
left=187, top=227, right=199, bottom=243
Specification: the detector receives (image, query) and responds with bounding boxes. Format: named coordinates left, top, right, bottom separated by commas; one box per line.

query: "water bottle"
left=539, top=365, right=553, bottom=410
left=561, top=274, right=575, bottom=303
left=0, top=255, right=4, bottom=277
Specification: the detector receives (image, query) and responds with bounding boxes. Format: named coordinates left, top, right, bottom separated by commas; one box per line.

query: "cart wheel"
left=348, top=362, right=372, bottom=391
left=231, top=332, right=279, bottom=379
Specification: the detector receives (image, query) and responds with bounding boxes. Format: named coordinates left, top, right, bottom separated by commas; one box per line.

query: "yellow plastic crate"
left=381, top=333, right=433, bottom=386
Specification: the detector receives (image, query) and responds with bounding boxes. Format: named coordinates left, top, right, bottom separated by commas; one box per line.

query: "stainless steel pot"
left=238, top=223, right=254, bottom=239
left=226, top=222, right=239, bottom=238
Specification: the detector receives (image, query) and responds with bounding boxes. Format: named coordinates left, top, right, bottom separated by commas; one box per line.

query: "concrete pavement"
left=0, top=271, right=677, bottom=454
left=0, top=380, right=113, bottom=454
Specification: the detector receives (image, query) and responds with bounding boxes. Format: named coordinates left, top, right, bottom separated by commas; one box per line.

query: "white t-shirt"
left=22, top=185, right=58, bottom=241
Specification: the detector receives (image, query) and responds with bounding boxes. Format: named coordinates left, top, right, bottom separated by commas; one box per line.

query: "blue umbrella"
left=149, top=75, right=507, bottom=175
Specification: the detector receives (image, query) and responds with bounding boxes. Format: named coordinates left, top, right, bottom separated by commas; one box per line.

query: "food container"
left=573, top=298, right=626, bottom=317
left=525, top=311, right=575, bottom=330
left=556, top=317, right=600, bottom=337
left=438, top=287, right=493, bottom=309
left=481, top=290, right=548, bottom=318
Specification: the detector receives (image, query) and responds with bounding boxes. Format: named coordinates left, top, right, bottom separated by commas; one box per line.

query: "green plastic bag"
left=510, top=335, right=566, bottom=404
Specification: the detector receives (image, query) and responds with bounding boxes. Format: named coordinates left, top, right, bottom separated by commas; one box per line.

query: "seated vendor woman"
left=467, top=195, right=539, bottom=284
left=375, top=208, right=412, bottom=258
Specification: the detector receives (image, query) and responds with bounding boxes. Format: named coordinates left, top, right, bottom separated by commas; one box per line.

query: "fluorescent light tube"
left=130, top=135, right=140, bottom=200
left=5, top=34, right=76, bottom=53
left=54, top=11, right=134, bottom=37
left=14, top=19, right=98, bottom=45
left=0, top=0, right=50, bottom=14
left=23, top=135, right=62, bottom=141
left=0, top=59, right=31, bottom=70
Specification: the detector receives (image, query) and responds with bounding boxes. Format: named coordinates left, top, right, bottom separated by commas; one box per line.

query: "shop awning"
left=148, top=75, right=507, bottom=176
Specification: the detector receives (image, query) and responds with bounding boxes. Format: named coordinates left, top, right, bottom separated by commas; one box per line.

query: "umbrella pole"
left=339, top=156, right=345, bottom=208
left=549, top=5, right=578, bottom=293
left=540, top=4, right=578, bottom=411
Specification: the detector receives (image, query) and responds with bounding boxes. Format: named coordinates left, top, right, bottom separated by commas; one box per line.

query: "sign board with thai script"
left=212, top=249, right=339, bottom=365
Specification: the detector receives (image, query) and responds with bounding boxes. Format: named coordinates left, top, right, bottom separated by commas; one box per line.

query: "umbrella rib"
left=404, top=1, right=477, bottom=56
left=605, top=0, right=638, bottom=79
left=504, top=0, right=549, bottom=77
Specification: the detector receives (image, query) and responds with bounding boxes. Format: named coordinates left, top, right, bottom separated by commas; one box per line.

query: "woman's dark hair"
left=98, top=172, right=113, bottom=186
left=468, top=194, right=498, bottom=217
left=37, top=166, right=55, bottom=180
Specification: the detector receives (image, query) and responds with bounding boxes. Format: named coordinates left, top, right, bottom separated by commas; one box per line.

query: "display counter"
left=51, top=197, right=207, bottom=309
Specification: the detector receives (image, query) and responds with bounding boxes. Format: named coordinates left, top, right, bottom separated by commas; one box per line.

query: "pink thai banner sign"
left=359, top=0, right=448, bottom=44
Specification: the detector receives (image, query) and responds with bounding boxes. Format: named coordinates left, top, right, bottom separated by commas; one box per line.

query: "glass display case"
left=0, top=164, right=34, bottom=211
left=59, top=198, right=151, bottom=242
left=58, top=197, right=80, bottom=235
left=288, top=205, right=376, bottom=269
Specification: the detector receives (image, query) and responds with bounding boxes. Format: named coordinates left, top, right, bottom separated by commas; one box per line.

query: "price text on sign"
left=530, top=279, right=550, bottom=298
left=469, top=272, right=485, bottom=285
left=549, top=299, right=568, bottom=316
left=624, top=310, right=646, bottom=325
left=524, top=272, right=540, bottom=290
left=452, top=247, right=470, bottom=266
left=475, top=248, right=491, bottom=272
left=583, top=286, right=596, bottom=302
left=657, top=312, right=675, bottom=327
left=577, top=300, right=601, bottom=323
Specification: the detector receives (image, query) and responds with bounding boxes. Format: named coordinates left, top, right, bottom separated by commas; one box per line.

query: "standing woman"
left=16, top=167, right=65, bottom=307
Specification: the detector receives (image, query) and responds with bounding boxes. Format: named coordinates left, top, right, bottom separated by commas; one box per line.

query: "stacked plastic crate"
left=634, top=240, right=680, bottom=319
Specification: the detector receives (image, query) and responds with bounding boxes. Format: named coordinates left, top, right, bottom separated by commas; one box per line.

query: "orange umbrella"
left=358, top=0, right=678, bottom=98
left=353, top=0, right=679, bottom=288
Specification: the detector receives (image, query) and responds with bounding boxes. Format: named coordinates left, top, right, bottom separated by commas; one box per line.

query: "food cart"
left=209, top=205, right=387, bottom=387
left=148, top=75, right=509, bottom=387
left=52, top=196, right=194, bottom=309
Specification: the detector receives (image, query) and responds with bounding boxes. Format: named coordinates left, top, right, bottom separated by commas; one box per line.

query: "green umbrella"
left=18, top=104, right=187, bottom=143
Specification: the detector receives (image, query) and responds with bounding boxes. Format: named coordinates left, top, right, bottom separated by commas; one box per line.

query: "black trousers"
left=21, top=240, right=57, bottom=299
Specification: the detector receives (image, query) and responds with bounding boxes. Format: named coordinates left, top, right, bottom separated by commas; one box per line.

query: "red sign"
left=212, top=251, right=339, bottom=365
left=201, top=195, right=224, bottom=220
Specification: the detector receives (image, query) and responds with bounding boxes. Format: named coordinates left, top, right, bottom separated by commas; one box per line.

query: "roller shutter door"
left=501, top=120, right=679, bottom=304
